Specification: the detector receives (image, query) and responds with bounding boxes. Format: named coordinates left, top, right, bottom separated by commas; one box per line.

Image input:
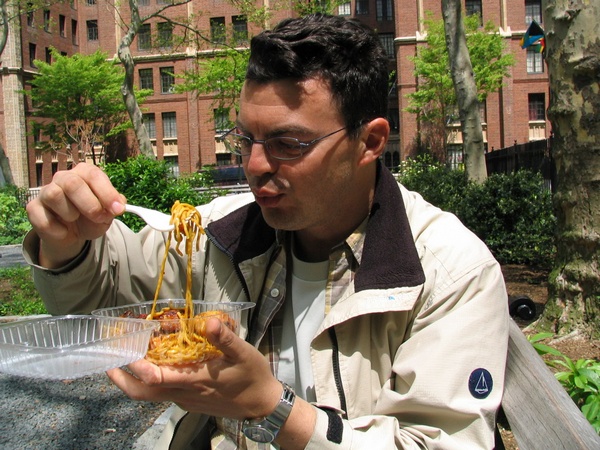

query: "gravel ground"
left=1, top=245, right=173, bottom=449
left=0, top=371, right=170, bottom=450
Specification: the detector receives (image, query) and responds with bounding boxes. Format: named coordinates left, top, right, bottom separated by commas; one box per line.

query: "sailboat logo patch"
left=469, top=368, right=493, bottom=399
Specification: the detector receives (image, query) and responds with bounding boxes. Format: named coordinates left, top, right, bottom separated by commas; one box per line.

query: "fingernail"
left=111, top=201, right=125, bottom=215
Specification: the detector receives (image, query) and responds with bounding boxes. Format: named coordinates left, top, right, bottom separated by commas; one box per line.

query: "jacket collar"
left=205, top=161, right=425, bottom=290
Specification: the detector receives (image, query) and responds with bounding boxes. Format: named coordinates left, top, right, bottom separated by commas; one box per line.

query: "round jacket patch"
left=469, top=368, right=493, bottom=399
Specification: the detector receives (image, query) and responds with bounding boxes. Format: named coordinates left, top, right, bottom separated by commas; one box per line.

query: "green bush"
left=397, top=157, right=556, bottom=267
left=457, top=170, right=555, bottom=266
left=103, top=156, right=216, bottom=231
left=397, top=154, right=469, bottom=213
left=0, top=186, right=31, bottom=245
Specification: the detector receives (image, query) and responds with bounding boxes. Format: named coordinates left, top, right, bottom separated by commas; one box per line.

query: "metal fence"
left=485, top=138, right=555, bottom=192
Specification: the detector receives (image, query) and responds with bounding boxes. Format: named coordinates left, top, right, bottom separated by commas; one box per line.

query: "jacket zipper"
left=328, top=327, right=348, bottom=419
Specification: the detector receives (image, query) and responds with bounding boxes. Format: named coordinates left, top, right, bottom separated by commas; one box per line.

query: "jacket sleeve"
left=22, top=219, right=195, bottom=315
left=305, top=259, right=509, bottom=450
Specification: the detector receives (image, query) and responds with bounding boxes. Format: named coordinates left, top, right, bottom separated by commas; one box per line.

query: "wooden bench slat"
left=503, top=319, right=600, bottom=449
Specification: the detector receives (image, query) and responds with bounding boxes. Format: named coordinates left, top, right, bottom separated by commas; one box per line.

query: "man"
left=24, top=14, right=508, bottom=449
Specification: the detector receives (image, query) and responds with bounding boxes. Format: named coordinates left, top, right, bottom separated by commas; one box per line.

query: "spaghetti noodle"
left=142, top=201, right=236, bottom=365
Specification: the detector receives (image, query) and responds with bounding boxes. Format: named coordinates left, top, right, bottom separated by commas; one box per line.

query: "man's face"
left=237, top=78, right=364, bottom=237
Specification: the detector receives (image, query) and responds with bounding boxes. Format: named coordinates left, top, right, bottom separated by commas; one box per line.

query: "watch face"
left=243, top=426, right=276, bottom=444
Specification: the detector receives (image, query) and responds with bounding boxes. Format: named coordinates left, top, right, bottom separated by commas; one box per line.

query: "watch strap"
left=242, top=381, right=295, bottom=443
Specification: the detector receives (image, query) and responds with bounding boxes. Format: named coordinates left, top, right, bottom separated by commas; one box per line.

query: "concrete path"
left=0, top=244, right=26, bottom=268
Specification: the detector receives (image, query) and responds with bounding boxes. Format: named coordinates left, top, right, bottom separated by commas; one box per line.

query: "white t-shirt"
left=278, top=251, right=328, bottom=402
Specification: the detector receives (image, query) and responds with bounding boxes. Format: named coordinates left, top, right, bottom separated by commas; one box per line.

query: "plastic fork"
left=123, top=204, right=174, bottom=232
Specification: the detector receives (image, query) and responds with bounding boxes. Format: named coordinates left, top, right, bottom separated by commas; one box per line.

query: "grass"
left=0, top=267, right=47, bottom=316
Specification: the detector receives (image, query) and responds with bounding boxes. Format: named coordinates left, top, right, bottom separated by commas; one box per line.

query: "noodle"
left=144, top=201, right=233, bottom=366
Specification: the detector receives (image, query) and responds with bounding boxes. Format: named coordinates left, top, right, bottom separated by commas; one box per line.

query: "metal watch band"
left=242, top=381, right=296, bottom=443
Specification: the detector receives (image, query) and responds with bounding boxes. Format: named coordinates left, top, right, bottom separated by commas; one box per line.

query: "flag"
left=521, top=20, right=545, bottom=54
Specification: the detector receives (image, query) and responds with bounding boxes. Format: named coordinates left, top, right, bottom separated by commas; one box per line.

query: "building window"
left=528, top=93, right=545, bottom=121
left=71, top=19, right=78, bottom=45
left=388, top=108, right=399, bottom=131
left=29, top=43, right=37, bottom=67
left=59, top=15, right=66, bottom=37
left=379, top=33, right=394, bottom=58
left=45, top=47, right=52, bottom=63
left=26, top=3, right=34, bottom=27
left=465, top=0, right=483, bottom=24
left=138, top=23, right=151, bottom=50
left=86, top=20, right=98, bottom=41
left=356, top=0, right=369, bottom=15
left=216, top=153, right=233, bottom=166
left=139, top=68, right=154, bottom=90
left=525, top=0, right=542, bottom=23
left=43, top=10, right=50, bottom=32
left=232, top=16, right=248, bottom=45
left=162, top=112, right=177, bottom=138
left=338, top=2, right=351, bottom=15
left=480, top=100, right=487, bottom=123
left=157, top=22, right=173, bottom=48
left=160, top=67, right=175, bottom=93
left=164, top=156, right=179, bottom=176
left=86, top=0, right=96, bottom=5
left=526, top=48, right=544, bottom=73
left=143, top=113, right=156, bottom=139
left=210, top=17, right=226, bottom=44
left=376, top=0, right=393, bottom=21
left=214, top=109, right=229, bottom=134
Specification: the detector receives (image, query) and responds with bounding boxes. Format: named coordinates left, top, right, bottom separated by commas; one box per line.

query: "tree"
left=539, top=1, right=600, bottom=336
left=115, top=0, right=194, bottom=158
left=26, top=50, right=145, bottom=165
left=406, top=13, right=514, bottom=167
left=442, top=0, right=486, bottom=183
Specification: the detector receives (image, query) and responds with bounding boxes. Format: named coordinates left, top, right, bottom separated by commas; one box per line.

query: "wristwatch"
left=242, top=382, right=296, bottom=443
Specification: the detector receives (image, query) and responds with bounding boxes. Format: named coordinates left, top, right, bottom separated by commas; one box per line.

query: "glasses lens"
left=266, top=137, right=304, bottom=159
left=226, top=134, right=252, bottom=155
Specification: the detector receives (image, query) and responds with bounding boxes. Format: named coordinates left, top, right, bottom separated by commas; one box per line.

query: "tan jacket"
left=24, top=164, right=509, bottom=449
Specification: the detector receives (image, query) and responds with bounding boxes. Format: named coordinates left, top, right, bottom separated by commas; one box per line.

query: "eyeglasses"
left=219, top=127, right=347, bottom=161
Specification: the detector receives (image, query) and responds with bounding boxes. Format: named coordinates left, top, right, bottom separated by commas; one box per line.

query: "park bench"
left=500, top=319, right=600, bottom=449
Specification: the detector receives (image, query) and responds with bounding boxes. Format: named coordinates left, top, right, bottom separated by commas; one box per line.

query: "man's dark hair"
left=246, top=14, right=390, bottom=138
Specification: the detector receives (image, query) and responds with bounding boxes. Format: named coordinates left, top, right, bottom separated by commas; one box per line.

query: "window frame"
left=162, top=112, right=178, bottom=139
left=160, top=67, right=175, bottom=94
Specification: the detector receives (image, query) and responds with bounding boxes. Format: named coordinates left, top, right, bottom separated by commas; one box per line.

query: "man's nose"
left=244, top=142, right=277, bottom=176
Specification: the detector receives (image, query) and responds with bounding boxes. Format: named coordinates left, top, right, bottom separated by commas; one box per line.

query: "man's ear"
left=358, top=118, right=390, bottom=167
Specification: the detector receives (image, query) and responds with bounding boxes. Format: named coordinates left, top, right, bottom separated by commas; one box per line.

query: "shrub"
left=0, top=186, right=31, bottom=245
left=457, top=170, right=555, bottom=266
left=103, top=156, right=216, bottom=231
left=397, top=154, right=468, bottom=213
left=397, top=157, right=556, bottom=267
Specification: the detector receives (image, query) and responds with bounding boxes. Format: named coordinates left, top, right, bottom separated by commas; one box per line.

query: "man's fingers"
left=106, top=366, right=170, bottom=402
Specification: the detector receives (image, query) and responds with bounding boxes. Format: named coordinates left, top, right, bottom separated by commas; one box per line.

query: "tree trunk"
left=0, top=143, right=14, bottom=186
left=441, top=0, right=487, bottom=183
left=539, top=0, right=600, bottom=336
left=117, top=0, right=154, bottom=158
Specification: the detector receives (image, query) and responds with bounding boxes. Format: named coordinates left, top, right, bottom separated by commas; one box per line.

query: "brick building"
left=0, top=0, right=549, bottom=188
left=394, top=0, right=549, bottom=168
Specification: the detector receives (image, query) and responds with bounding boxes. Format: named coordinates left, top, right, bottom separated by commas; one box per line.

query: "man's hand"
left=107, top=317, right=282, bottom=419
left=26, top=163, right=125, bottom=268
left=108, top=318, right=317, bottom=448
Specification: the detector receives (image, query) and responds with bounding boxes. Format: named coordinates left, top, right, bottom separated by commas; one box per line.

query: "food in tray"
left=143, top=201, right=228, bottom=365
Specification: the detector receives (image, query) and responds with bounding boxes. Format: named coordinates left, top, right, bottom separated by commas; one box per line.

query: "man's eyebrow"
left=234, top=123, right=314, bottom=138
